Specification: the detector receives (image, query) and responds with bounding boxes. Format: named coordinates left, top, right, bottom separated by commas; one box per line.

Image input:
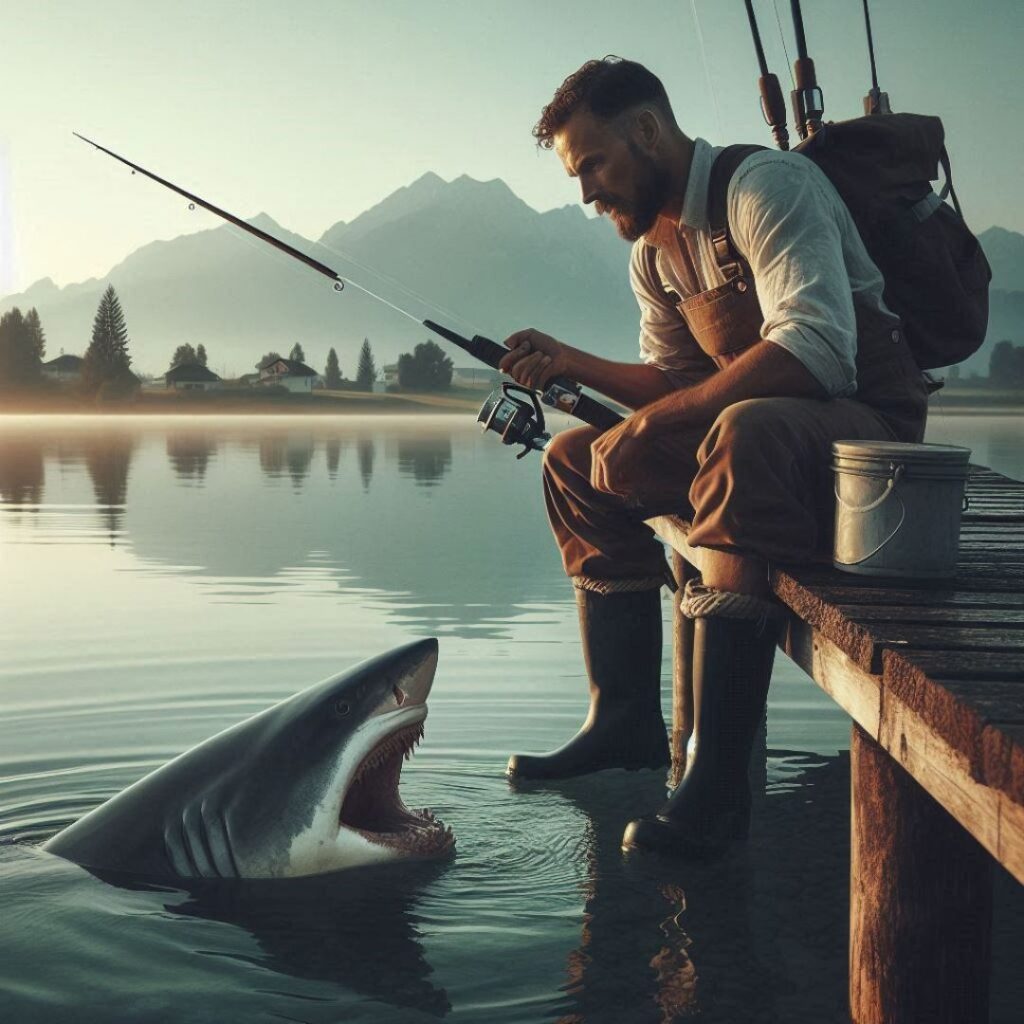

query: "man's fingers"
left=498, top=336, right=531, bottom=374
left=517, top=352, right=549, bottom=389
left=505, top=351, right=554, bottom=389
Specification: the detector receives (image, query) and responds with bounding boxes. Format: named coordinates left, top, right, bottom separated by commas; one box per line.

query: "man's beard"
left=600, top=146, right=673, bottom=242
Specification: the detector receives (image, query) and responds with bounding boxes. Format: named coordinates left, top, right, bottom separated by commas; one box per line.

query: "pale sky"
left=2, top=0, right=1021, bottom=298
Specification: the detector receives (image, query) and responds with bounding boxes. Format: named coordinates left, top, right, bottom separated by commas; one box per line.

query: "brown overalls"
left=542, top=242, right=930, bottom=588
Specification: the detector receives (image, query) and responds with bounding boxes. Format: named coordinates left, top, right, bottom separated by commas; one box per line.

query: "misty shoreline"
left=0, top=390, right=486, bottom=417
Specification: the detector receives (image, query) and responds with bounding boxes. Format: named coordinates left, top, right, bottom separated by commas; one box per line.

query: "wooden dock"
left=647, top=464, right=1024, bottom=1024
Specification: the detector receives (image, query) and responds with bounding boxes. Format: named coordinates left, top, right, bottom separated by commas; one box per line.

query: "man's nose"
left=580, top=176, right=598, bottom=205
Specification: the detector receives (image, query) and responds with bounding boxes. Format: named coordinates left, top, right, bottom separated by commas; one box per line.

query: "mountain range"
left=1, top=173, right=637, bottom=378
left=1, top=172, right=1021, bottom=379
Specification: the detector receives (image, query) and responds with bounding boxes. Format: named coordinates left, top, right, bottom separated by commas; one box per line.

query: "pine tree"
left=356, top=338, right=376, bottom=390
left=83, top=285, right=132, bottom=391
left=24, top=308, right=46, bottom=361
left=0, top=307, right=42, bottom=389
left=196, top=343, right=208, bottom=367
left=170, top=343, right=198, bottom=369
left=325, top=347, right=342, bottom=389
left=289, top=342, right=306, bottom=363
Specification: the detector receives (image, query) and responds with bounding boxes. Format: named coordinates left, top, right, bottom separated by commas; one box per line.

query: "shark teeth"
left=352, top=723, right=424, bottom=783
left=339, top=721, right=453, bottom=857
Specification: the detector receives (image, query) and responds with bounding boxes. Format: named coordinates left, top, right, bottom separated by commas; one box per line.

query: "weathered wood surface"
left=850, top=725, right=993, bottom=1024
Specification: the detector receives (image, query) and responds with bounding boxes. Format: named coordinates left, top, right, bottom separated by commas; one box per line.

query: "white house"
left=256, top=356, right=318, bottom=393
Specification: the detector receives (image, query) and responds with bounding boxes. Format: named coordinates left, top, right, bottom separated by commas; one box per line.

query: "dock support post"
left=850, top=724, right=993, bottom=1024
left=669, top=551, right=696, bottom=789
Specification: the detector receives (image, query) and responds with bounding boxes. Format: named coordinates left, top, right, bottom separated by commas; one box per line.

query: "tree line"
left=986, top=340, right=1024, bottom=386
left=1, top=285, right=134, bottom=398
left=249, top=338, right=378, bottom=390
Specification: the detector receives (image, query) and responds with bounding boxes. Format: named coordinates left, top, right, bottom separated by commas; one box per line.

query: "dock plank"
left=836, top=605, right=1024, bottom=626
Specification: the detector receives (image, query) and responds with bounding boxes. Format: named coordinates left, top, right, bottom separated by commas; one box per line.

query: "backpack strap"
left=707, top=144, right=766, bottom=282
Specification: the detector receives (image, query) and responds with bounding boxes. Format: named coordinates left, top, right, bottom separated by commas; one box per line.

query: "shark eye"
left=334, top=700, right=351, bottom=717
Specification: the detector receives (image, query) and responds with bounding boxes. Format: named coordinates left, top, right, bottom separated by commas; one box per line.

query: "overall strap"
left=707, top=144, right=767, bottom=281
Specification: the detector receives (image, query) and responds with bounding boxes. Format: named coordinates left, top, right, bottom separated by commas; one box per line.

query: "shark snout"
left=389, top=637, right=438, bottom=710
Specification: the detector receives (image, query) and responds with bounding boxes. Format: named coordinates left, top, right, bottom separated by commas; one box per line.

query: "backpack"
left=707, top=113, right=991, bottom=371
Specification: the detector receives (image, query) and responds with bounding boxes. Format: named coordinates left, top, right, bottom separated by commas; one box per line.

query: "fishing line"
left=690, top=0, right=724, bottom=139
left=772, top=0, right=796, bottom=88
left=169, top=202, right=423, bottom=329
left=309, top=235, right=479, bottom=335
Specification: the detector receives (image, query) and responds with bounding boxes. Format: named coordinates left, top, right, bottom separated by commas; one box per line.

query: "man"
left=498, top=57, right=928, bottom=858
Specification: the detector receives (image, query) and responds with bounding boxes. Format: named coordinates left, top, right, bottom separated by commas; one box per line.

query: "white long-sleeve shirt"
left=630, top=137, right=902, bottom=397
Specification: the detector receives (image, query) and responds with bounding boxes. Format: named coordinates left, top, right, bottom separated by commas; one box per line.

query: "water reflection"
left=0, top=420, right=564, bottom=636
left=394, top=437, right=453, bottom=488
left=166, top=866, right=451, bottom=1017
left=0, top=434, right=44, bottom=507
left=325, top=436, right=345, bottom=479
left=539, top=742, right=849, bottom=1022
left=258, top=432, right=316, bottom=488
left=358, top=436, right=376, bottom=491
left=166, top=433, right=217, bottom=482
left=82, top=432, right=137, bottom=546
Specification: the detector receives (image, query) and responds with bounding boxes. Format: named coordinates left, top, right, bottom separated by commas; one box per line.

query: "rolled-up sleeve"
left=728, top=156, right=858, bottom=397
left=629, top=242, right=716, bottom=389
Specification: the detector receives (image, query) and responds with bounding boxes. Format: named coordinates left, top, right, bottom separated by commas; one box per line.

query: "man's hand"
left=499, top=329, right=572, bottom=390
left=589, top=412, right=653, bottom=499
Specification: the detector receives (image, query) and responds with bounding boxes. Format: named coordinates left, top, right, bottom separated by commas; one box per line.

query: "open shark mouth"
left=339, top=722, right=454, bottom=857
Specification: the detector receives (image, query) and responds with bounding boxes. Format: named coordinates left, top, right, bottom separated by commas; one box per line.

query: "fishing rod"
left=860, top=0, right=891, bottom=115
left=789, top=0, right=824, bottom=139
left=73, top=133, right=624, bottom=458
left=744, top=0, right=790, bottom=149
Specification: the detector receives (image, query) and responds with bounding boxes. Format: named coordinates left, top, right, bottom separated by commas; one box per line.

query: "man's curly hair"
left=533, top=57, right=675, bottom=150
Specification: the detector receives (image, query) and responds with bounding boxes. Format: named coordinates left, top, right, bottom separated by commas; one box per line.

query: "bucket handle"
left=834, top=462, right=904, bottom=513
left=834, top=461, right=907, bottom=567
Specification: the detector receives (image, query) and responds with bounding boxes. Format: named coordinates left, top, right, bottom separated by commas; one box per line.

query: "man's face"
left=554, top=108, right=671, bottom=242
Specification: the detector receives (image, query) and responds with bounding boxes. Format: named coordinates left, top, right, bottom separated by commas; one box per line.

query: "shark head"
left=44, top=638, right=454, bottom=880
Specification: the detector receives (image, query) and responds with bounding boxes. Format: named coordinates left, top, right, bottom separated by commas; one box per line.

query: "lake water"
left=1, top=411, right=1021, bottom=1023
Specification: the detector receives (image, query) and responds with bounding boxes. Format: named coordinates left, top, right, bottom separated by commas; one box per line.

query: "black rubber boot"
left=506, top=587, right=670, bottom=780
left=621, top=595, right=783, bottom=858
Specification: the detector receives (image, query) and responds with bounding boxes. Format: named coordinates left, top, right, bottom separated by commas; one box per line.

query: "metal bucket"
left=832, top=440, right=971, bottom=579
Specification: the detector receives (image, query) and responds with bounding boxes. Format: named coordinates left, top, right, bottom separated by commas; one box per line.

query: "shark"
left=43, top=638, right=454, bottom=879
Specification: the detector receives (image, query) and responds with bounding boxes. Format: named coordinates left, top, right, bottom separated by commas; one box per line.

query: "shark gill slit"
left=163, top=825, right=191, bottom=877
left=190, top=802, right=221, bottom=878
left=199, top=801, right=233, bottom=879
left=178, top=815, right=201, bottom=876
left=216, top=808, right=241, bottom=879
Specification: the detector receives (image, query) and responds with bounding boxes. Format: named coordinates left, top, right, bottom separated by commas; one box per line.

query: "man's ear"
left=633, top=108, right=662, bottom=153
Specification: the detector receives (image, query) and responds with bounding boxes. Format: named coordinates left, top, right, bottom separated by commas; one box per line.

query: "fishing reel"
left=477, top=383, right=551, bottom=459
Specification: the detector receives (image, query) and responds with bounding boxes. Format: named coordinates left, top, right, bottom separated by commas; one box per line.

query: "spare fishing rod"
left=744, top=0, right=790, bottom=149
left=860, top=0, right=891, bottom=115
left=789, top=0, right=824, bottom=139
left=73, top=133, right=623, bottom=458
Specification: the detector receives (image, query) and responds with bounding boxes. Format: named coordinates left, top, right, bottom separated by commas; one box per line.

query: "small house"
left=256, top=356, right=318, bottom=393
left=165, top=362, right=223, bottom=391
left=42, top=353, right=84, bottom=382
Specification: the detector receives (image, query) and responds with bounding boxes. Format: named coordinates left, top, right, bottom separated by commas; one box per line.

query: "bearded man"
left=498, top=57, right=928, bottom=858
